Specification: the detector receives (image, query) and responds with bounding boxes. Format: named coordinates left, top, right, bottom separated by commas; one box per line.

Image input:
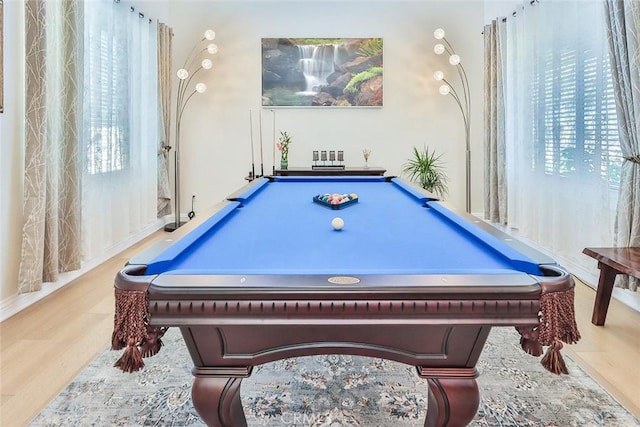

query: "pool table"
left=112, top=176, right=580, bottom=427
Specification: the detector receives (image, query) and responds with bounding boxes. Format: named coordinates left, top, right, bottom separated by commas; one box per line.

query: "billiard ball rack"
left=313, top=194, right=358, bottom=210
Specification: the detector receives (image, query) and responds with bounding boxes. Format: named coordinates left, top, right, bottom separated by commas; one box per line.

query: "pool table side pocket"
left=226, top=176, right=269, bottom=203
left=390, top=177, right=439, bottom=204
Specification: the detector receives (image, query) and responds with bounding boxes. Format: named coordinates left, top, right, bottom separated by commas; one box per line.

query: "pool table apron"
left=145, top=272, right=544, bottom=368
left=114, top=259, right=578, bottom=373
left=113, top=264, right=577, bottom=427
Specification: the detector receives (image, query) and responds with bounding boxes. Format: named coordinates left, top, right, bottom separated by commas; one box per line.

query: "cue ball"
left=331, top=217, right=344, bottom=230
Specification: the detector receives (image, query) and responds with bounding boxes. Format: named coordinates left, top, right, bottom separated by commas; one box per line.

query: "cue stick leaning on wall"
left=249, top=110, right=255, bottom=180
left=259, top=110, right=264, bottom=177
left=272, top=110, right=276, bottom=175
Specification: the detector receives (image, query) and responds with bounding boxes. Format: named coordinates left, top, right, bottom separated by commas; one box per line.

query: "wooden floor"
left=1, top=230, right=639, bottom=427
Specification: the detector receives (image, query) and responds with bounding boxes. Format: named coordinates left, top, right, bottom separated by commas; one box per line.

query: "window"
left=504, top=0, right=619, bottom=275
left=81, top=0, right=159, bottom=260
left=84, top=9, right=130, bottom=175
left=530, top=26, right=621, bottom=187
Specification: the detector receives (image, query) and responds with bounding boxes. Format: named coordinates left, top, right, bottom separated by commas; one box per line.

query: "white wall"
left=483, top=0, right=520, bottom=23
left=167, top=0, right=485, bottom=217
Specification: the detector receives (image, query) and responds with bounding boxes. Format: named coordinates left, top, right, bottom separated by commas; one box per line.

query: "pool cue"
left=259, top=110, right=264, bottom=177
left=272, top=110, right=276, bottom=175
left=249, top=110, right=255, bottom=180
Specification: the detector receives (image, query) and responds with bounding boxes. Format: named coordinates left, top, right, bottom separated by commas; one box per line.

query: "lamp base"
left=164, top=221, right=186, bottom=232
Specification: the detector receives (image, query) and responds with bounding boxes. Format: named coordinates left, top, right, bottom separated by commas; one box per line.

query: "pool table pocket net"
left=516, top=268, right=581, bottom=374
left=111, top=267, right=167, bottom=373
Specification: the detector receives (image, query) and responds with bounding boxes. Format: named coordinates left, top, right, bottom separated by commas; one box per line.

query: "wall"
left=483, top=0, right=521, bottom=23
left=167, top=0, right=485, bottom=217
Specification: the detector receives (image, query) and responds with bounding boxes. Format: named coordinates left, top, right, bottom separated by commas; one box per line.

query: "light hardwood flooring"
left=1, top=230, right=639, bottom=427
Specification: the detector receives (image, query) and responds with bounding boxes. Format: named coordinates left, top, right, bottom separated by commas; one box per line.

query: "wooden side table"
left=583, top=247, right=640, bottom=326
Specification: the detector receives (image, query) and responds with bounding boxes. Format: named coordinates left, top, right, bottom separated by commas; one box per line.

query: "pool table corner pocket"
left=113, top=265, right=167, bottom=373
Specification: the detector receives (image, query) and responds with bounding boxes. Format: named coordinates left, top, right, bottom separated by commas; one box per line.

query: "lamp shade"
left=434, top=44, right=445, bottom=55
left=449, top=54, right=461, bottom=65
left=204, top=30, right=216, bottom=40
left=208, top=43, right=219, bottom=54
left=439, top=85, right=451, bottom=95
left=434, top=70, right=444, bottom=81
left=195, top=83, right=207, bottom=93
left=434, top=28, right=445, bottom=40
left=177, top=68, right=189, bottom=79
left=202, top=59, right=213, bottom=69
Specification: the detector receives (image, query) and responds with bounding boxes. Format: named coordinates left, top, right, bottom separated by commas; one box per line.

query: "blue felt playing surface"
left=149, top=178, right=541, bottom=276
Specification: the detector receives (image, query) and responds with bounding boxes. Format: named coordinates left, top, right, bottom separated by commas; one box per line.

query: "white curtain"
left=82, top=1, right=158, bottom=260
left=504, top=0, right=620, bottom=272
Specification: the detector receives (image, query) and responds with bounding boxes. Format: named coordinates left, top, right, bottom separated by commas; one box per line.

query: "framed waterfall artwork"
left=261, top=38, right=383, bottom=108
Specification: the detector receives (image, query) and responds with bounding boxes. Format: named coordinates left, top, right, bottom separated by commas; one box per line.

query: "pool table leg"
left=421, top=369, right=479, bottom=427
left=191, top=367, right=251, bottom=427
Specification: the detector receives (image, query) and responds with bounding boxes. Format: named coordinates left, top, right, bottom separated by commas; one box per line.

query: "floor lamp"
left=165, top=30, right=219, bottom=232
left=432, top=28, right=471, bottom=213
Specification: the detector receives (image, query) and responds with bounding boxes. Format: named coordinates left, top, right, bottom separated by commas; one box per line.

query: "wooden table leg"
left=191, top=368, right=250, bottom=427
left=592, top=263, right=619, bottom=326
left=419, top=369, right=479, bottom=427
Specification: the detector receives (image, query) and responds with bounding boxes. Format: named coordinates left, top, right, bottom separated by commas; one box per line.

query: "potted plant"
left=402, top=146, right=449, bottom=198
left=277, top=131, right=292, bottom=170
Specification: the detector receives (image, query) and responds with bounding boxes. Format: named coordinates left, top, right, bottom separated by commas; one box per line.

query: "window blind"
left=530, top=26, right=621, bottom=187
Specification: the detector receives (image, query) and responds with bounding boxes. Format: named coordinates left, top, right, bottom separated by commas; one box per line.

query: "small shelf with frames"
left=273, top=148, right=384, bottom=176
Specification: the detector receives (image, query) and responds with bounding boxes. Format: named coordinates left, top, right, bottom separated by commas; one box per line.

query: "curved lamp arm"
left=433, top=28, right=471, bottom=213
left=165, top=29, right=219, bottom=232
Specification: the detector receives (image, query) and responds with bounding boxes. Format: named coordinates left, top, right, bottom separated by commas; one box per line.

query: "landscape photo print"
left=262, top=38, right=383, bottom=108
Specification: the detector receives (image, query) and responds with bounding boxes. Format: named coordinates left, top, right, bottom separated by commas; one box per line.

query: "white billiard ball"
left=331, top=217, right=344, bottom=230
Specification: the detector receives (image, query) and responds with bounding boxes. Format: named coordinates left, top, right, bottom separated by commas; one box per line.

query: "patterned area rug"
left=31, top=327, right=639, bottom=427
